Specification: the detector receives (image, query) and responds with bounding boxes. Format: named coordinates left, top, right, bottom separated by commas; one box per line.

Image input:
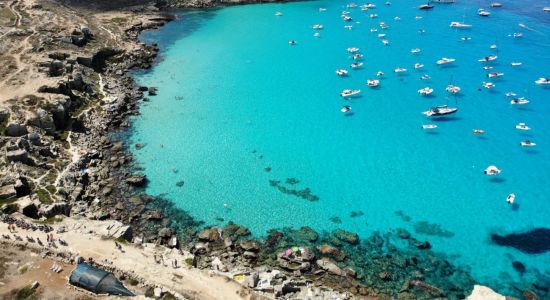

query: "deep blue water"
left=131, top=0, right=550, bottom=293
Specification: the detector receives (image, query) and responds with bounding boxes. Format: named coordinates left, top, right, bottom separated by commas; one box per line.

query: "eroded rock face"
left=0, top=185, right=17, bottom=200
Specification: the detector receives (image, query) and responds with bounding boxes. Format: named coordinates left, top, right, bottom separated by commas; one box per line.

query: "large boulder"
left=0, top=184, right=17, bottom=200
left=239, top=240, right=260, bottom=252
left=6, top=149, right=31, bottom=164
left=16, top=196, right=39, bottom=218
left=5, top=123, right=28, bottom=137
left=316, top=258, right=344, bottom=276
left=333, top=229, right=359, bottom=245
left=125, top=174, right=147, bottom=187
left=197, top=227, right=220, bottom=242
left=466, top=285, right=506, bottom=300
left=317, top=244, right=346, bottom=261
left=39, top=202, right=70, bottom=218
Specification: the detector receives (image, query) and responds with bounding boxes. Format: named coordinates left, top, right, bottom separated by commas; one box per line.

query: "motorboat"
left=350, top=62, right=364, bottom=69
left=344, top=25, right=353, bottom=30
left=544, top=7, right=550, bottom=12
left=347, top=47, right=360, bottom=53
left=394, top=67, right=407, bottom=73
left=436, top=57, right=456, bottom=65
left=479, top=55, right=498, bottom=62
left=394, top=16, right=401, bottom=21
left=446, top=84, right=461, bottom=94
left=319, top=8, right=327, bottom=12
left=490, top=44, right=497, bottom=49
left=491, top=2, right=502, bottom=7
left=483, top=66, right=493, bottom=70
left=370, top=13, right=379, bottom=18
left=535, top=77, right=550, bottom=85
left=365, top=3, right=376, bottom=8
left=422, top=124, right=437, bottom=129
left=382, top=39, right=390, bottom=45
left=487, top=72, right=504, bottom=78
left=506, top=193, right=515, bottom=204
left=385, top=1, right=392, bottom=5
left=478, top=9, right=490, bottom=16
left=521, top=140, right=536, bottom=147
left=512, top=32, right=523, bottom=38
left=377, top=33, right=386, bottom=38
left=342, top=15, right=353, bottom=21
left=289, top=40, right=297, bottom=45
left=275, top=12, right=283, bottom=16
left=411, top=48, right=421, bottom=54
left=431, top=0, right=455, bottom=3
left=515, top=123, right=531, bottom=131
left=511, top=62, right=522, bottom=66
left=450, top=21, right=472, bottom=28
left=419, top=4, right=434, bottom=9
left=342, top=10, right=350, bottom=15
left=484, top=165, right=501, bottom=175
left=511, top=97, right=529, bottom=105
left=376, top=71, right=384, bottom=77
left=461, top=36, right=472, bottom=41
left=421, top=74, right=431, bottom=80
left=370, top=28, right=378, bottom=32
left=360, top=4, right=370, bottom=10
left=346, top=3, right=357, bottom=8
left=314, top=32, right=321, bottom=37
left=473, top=129, right=485, bottom=134
left=505, top=92, right=517, bottom=97
left=341, top=105, right=352, bottom=113
left=416, top=16, right=423, bottom=20
left=366, top=79, right=380, bottom=87
left=422, top=105, right=458, bottom=116
left=418, top=87, right=434, bottom=95
left=414, top=63, right=424, bottom=69
left=418, top=29, right=426, bottom=34
left=340, top=89, right=361, bottom=97
left=353, top=53, right=364, bottom=60
left=482, top=82, right=495, bottom=89
left=312, top=24, right=324, bottom=30
left=336, top=69, right=348, bottom=76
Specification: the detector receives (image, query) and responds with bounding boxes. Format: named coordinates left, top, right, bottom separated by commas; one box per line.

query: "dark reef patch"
left=269, top=179, right=319, bottom=202
left=512, top=261, right=526, bottom=275
left=491, top=228, right=550, bottom=254
left=414, top=221, right=454, bottom=238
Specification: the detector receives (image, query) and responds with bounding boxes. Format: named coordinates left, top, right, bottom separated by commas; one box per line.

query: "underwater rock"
left=413, top=221, right=454, bottom=238
left=396, top=228, right=411, bottom=239
left=317, top=244, right=346, bottom=261
left=285, top=178, right=300, bottom=185
left=291, top=226, right=319, bottom=243
left=395, top=210, right=412, bottom=222
left=350, top=210, right=364, bottom=218
left=332, top=229, right=359, bottom=245
left=198, top=227, right=220, bottom=242
left=268, top=179, right=320, bottom=202
left=329, top=216, right=342, bottom=224
left=222, top=222, right=251, bottom=241
left=491, top=228, right=550, bottom=254
left=512, top=261, right=526, bottom=275
left=175, top=181, right=184, bottom=187
left=523, top=290, right=540, bottom=300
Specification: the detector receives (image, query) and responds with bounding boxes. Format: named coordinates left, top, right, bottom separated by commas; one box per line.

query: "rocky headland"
left=0, top=0, right=547, bottom=299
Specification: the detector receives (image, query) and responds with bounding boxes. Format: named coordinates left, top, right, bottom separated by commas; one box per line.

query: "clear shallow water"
left=131, top=0, right=550, bottom=292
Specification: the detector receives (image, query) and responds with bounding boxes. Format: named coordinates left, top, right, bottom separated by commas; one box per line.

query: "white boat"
left=446, top=85, right=461, bottom=94
left=382, top=39, right=390, bottom=45
left=418, top=4, right=434, bottom=10
left=512, top=32, right=523, bottom=38
left=350, top=62, right=363, bottom=69
left=421, top=74, right=431, bottom=80
left=490, top=44, right=497, bottom=49
left=544, top=7, right=550, bottom=12
left=506, top=193, right=515, bottom=204
left=411, top=48, right=421, bottom=54
left=275, top=12, right=283, bottom=16
left=347, top=47, right=360, bottom=53
left=461, top=36, right=472, bottom=41
left=414, top=63, right=424, bottom=69
left=344, top=25, right=353, bottom=30
left=516, top=123, right=531, bottom=131
left=521, top=140, right=536, bottom=147
left=511, top=97, right=529, bottom=105
left=289, top=40, right=297, bottom=45
left=366, top=79, right=380, bottom=87
left=511, top=62, right=522, bottom=66
left=479, top=55, right=498, bottom=62
left=376, top=71, right=384, bottom=77
left=535, top=77, right=550, bottom=85
left=394, top=67, right=407, bottom=73
left=473, top=129, right=485, bottom=134
left=319, top=8, right=327, bottom=12
left=484, top=165, right=501, bottom=175
left=341, top=105, right=352, bottom=113
left=416, top=16, right=423, bottom=20
left=491, top=2, right=502, bottom=7
left=436, top=57, right=456, bottom=65
left=377, top=33, right=386, bottom=38
left=380, top=23, right=389, bottom=29
left=482, top=82, right=495, bottom=89
left=346, top=3, right=357, bottom=8
left=487, top=72, right=504, bottom=78
left=450, top=21, right=472, bottom=28
left=394, top=16, right=401, bottom=21
left=353, top=53, right=364, bottom=60
left=312, top=24, right=324, bottom=30
left=422, top=124, right=437, bottom=129
left=483, top=66, right=493, bottom=70
left=370, top=13, right=378, bottom=18
left=314, top=32, right=321, bottom=37
left=340, top=89, right=361, bottom=97
left=336, top=69, right=348, bottom=76
left=478, top=9, right=490, bottom=16
left=342, top=10, right=350, bottom=15
left=370, top=28, right=378, bottom=32
left=422, top=105, right=458, bottom=116
left=505, top=92, right=517, bottom=97
left=365, top=3, right=376, bottom=8
left=418, top=87, right=434, bottom=95
left=385, top=1, right=392, bottom=5
left=342, top=15, right=353, bottom=21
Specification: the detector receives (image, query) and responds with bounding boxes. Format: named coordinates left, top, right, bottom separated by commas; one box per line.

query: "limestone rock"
left=0, top=185, right=17, bottom=200
left=239, top=240, right=260, bottom=252
left=197, top=227, right=220, bottom=242
left=39, top=202, right=70, bottom=218
left=16, top=196, right=39, bottom=219
left=466, top=285, right=506, bottom=300
left=316, top=258, right=343, bottom=276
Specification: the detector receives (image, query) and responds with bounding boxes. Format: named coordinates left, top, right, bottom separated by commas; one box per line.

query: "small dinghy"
left=473, top=129, right=485, bottom=134
left=484, top=165, right=501, bottom=175
left=314, top=32, right=321, bottom=37
left=312, top=24, right=324, bottom=30
left=511, top=62, right=522, bottom=66
left=353, top=53, right=364, bottom=60
left=506, top=193, right=515, bottom=204
left=340, top=89, right=361, bottom=97
left=422, top=124, right=437, bottom=129
left=461, top=36, right=472, bottom=41
left=341, top=105, right=352, bottom=113
left=487, top=72, right=504, bottom=78
left=418, top=87, right=434, bottom=96
left=376, top=71, right=384, bottom=77
left=420, top=74, right=431, bottom=80
left=347, top=47, right=360, bottom=53
left=336, top=69, right=348, bottom=76
left=366, top=79, right=380, bottom=87
left=394, top=67, right=407, bottom=73
left=521, top=140, right=536, bottom=147
left=436, top=57, right=455, bottom=65
left=516, top=123, right=531, bottom=130
left=511, top=97, right=529, bottom=105
left=418, top=4, right=434, bottom=9
left=382, top=39, right=390, bottom=45
left=478, top=9, right=490, bottom=16
left=351, top=62, right=363, bottom=69
left=411, top=48, right=421, bottom=54
left=491, top=2, right=502, bottom=7
left=479, top=55, right=498, bottom=62
left=505, top=92, right=517, bottom=97
left=414, top=63, right=424, bottom=69
left=482, top=82, right=495, bottom=89
left=275, top=12, right=283, bottom=16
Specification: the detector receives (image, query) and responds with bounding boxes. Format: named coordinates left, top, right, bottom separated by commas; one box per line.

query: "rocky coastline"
left=0, top=0, right=547, bottom=299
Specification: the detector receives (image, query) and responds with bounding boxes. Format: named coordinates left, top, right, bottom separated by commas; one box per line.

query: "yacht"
left=418, top=4, right=434, bottom=9
left=511, top=62, right=522, bottom=66
left=411, top=48, right=421, bottom=54
left=544, top=7, right=550, bottom=12
left=450, top=21, right=472, bottom=28
left=366, top=79, right=380, bottom=87
left=521, top=140, right=536, bottom=147
left=275, top=12, right=283, bottom=16
left=341, top=105, right=352, bottom=113
left=340, top=89, right=361, bottom=97
left=535, top=77, right=550, bottom=85
left=484, top=165, right=501, bottom=175
left=436, top=57, right=456, bottom=65
left=515, top=123, right=531, bottom=131
left=478, top=9, right=490, bottom=16
left=511, top=97, right=529, bottom=105
left=336, top=69, right=348, bottom=76
left=491, top=2, right=502, bottom=7
left=482, top=82, right=495, bottom=89
left=446, top=84, right=461, bottom=94
left=347, top=47, right=360, bottom=53
left=422, top=105, right=458, bottom=116
left=506, top=193, right=515, bottom=204
left=350, top=62, right=364, bottom=69
left=414, top=63, right=424, bottom=69
left=418, top=87, right=434, bottom=95
left=394, top=67, right=407, bottom=73
left=479, top=55, right=498, bottom=62
left=312, top=24, right=324, bottom=30
left=365, top=3, right=376, bottom=8
left=473, top=129, right=485, bottom=134
left=487, top=72, right=504, bottom=78
left=422, top=124, right=437, bottom=129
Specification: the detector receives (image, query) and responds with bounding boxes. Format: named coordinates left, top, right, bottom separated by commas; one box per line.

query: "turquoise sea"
left=131, top=0, right=550, bottom=294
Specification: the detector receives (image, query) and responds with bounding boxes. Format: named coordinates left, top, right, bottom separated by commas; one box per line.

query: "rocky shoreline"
left=0, top=0, right=546, bottom=299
